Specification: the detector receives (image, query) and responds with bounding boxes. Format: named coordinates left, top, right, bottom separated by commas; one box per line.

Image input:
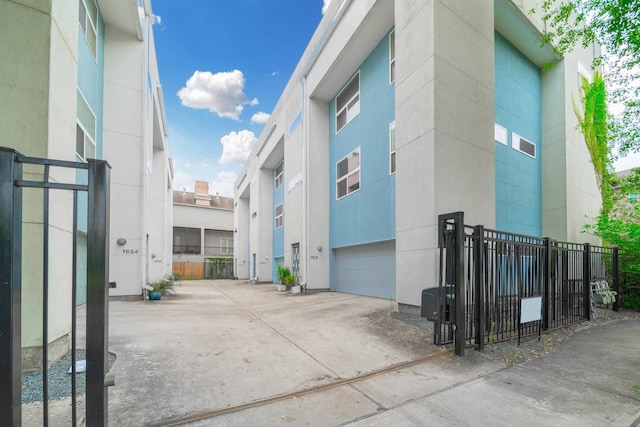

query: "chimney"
left=194, top=180, right=210, bottom=206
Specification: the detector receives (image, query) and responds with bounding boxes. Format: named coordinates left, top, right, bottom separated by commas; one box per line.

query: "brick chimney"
left=194, top=180, right=211, bottom=206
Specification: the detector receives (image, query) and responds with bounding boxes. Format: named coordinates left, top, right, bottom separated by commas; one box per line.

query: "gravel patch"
left=482, top=308, right=640, bottom=365
left=22, top=350, right=116, bottom=403
left=392, top=307, right=640, bottom=365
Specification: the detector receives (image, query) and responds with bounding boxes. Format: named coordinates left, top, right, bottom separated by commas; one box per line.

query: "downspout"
left=297, top=0, right=351, bottom=286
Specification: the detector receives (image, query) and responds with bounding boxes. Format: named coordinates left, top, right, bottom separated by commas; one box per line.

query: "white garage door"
left=334, top=240, right=395, bottom=299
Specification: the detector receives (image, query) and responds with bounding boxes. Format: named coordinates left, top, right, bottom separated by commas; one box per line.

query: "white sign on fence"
left=520, top=296, right=542, bottom=324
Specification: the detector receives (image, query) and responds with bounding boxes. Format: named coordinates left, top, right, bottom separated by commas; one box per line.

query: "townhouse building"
left=1, top=0, right=172, bottom=364
left=237, top=0, right=601, bottom=309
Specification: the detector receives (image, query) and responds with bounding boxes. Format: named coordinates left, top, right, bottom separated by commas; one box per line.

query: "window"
left=275, top=204, right=283, bottom=228
left=512, top=132, right=536, bottom=158
left=336, top=72, right=360, bottom=132
left=389, top=121, right=396, bottom=174
left=629, top=193, right=638, bottom=203
left=337, top=147, right=361, bottom=199
left=173, top=227, right=201, bottom=254
left=389, top=31, right=396, bottom=83
left=275, top=161, right=283, bottom=189
left=221, top=238, right=234, bottom=255
left=494, top=123, right=507, bottom=145
left=76, top=90, right=96, bottom=161
left=79, top=0, right=98, bottom=58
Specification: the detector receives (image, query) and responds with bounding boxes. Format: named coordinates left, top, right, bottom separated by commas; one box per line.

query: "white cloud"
left=173, top=171, right=194, bottom=193
left=177, top=70, right=258, bottom=120
left=210, top=171, right=238, bottom=197
left=219, top=130, right=257, bottom=165
left=270, top=71, right=280, bottom=77
left=322, top=0, right=332, bottom=14
left=251, top=112, right=270, bottom=124
left=185, top=162, right=191, bottom=169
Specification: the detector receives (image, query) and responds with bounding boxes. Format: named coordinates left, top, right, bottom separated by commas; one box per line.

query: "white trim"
left=494, top=123, right=508, bottom=145
left=335, top=72, right=360, bottom=133
left=274, top=160, right=283, bottom=189
left=389, top=121, right=396, bottom=175
left=512, top=132, right=536, bottom=158
left=389, top=30, right=396, bottom=84
left=274, top=203, right=283, bottom=228
left=336, top=147, right=361, bottom=200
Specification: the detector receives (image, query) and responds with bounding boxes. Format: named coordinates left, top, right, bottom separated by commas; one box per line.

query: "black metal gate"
left=435, top=212, right=620, bottom=356
left=0, top=147, right=111, bottom=426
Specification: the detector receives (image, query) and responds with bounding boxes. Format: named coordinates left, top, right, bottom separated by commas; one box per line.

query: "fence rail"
left=434, top=212, right=620, bottom=356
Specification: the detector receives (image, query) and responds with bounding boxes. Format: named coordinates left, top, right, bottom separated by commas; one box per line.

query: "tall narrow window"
left=275, top=204, right=283, bottom=228
left=337, top=147, right=361, bottom=199
left=389, top=30, right=396, bottom=83
left=79, top=0, right=98, bottom=58
left=221, top=238, right=234, bottom=255
left=275, top=161, right=283, bottom=189
left=389, top=121, right=396, bottom=174
left=336, top=72, right=360, bottom=132
left=76, top=90, right=96, bottom=161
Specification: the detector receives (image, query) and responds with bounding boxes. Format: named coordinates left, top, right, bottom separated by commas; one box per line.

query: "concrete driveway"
left=107, top=280, right=452, bottom=426
left=103, top=280, right=640, bottom=427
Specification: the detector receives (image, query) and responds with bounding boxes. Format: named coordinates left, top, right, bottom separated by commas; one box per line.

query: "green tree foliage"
left=575, top=70, right=640, bottom=310
left=575, top=72, right=612, bottom=209
left=585, top=169, right=640, bottom=310
left=537, top=0, right=640, bottom=155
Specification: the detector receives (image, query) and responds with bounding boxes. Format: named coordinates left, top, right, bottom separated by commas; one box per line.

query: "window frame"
left=335, top=72, right=360, bottom=133
left=274, top=161, right=283, bottom=189
left=274, top=203, right=283, bottom=228
left=389, top=121, right=396, bottom=175
left=79, top=0, right=98, bottom=60
left=336, top=147, right=361, bottom=200
left=220, top=237, right=234, bottom=255
left=389, top=30, right=396, bottom=84
left=76, top=90, right=97, bottom=162
left=512, top=132, right=536, bottom=159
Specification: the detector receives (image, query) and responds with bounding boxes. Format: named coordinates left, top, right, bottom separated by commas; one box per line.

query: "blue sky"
left=152, top=0, right=331, bottom=196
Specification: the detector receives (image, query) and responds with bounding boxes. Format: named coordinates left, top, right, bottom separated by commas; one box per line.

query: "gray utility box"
left=421, top=286, right=454, bottom=322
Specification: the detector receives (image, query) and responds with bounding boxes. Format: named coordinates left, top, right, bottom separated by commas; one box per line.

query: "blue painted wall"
left=272, top=159, right=285, bottom=279
left=494, top=32, right=542, bottom=236
left=329, top=29, right=396, bottom=249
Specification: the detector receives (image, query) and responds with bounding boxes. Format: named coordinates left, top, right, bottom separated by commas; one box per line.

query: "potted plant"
left=287, top=275, right=301, bottom=294
left=276, top=266, right=291, bottom=292
left=146, top=277, right=176, bottom=300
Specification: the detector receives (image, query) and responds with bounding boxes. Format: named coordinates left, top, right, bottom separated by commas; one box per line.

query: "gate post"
left=473, top=225, right=485, bottom=351
left=583, top=243, right=591, bottom=321
left=542, top=238, right=551, bottom=330
left=453, top=212, right=465, bottom=356
left=0, top=148, right=22, bottom=426
left=612, top=246, right=619, bottom=312
left=86, top=160, right=111, bottom=426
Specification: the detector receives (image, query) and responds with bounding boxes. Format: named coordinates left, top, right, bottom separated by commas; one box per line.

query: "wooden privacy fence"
left=172, top=261, right=204, bottom=279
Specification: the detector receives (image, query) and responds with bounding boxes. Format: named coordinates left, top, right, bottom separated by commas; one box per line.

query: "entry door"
left=291, top=243, right=300, bottom=279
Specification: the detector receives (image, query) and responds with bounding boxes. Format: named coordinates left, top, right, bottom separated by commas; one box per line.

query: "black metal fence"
left=434, top=212, right=620, bottom=356
left=0, top=147, right=111, bottom=426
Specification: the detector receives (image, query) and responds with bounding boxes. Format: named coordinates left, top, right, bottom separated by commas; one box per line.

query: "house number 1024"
left=122, top=249, right=139, bottom=254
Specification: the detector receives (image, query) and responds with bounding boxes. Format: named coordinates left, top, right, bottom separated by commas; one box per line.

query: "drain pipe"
left=297, top=0, right=351, bottom=287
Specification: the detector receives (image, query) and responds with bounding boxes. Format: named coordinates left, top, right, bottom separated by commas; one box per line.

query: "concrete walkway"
left=104, top=280, right=640, bottom=426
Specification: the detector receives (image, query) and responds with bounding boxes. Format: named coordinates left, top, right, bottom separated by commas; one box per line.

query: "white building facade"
left=0, top=0, right=172, bottom=364
left=236, top=0, right=602, bottom=309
